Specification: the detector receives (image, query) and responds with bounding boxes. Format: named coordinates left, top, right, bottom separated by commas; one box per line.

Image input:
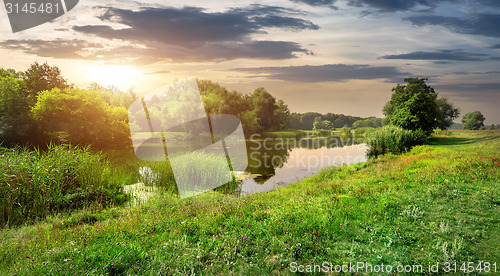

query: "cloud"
left=290, top=0, right=338, bottom=9
left=347, top=0, right=435, bottom=12
left=233, top=64, right=409, bottom=82
left=1, top=5, right=319, bottom=63
left=434, top=83, right=500, bottom=103
left=0, top=39, right=101, bottom=59
left=68, top=5, right=318, bottom=62
left=405, top=13, right=500, bottom=38
left=381, top=49, right=490, bottom=61
left=492, top=44, right=500, bottom=49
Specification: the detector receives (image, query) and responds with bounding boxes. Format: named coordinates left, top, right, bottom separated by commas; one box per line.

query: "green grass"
left=0, top=144, right=132, bottom=227
left=1, top=130, right=499, bottom=275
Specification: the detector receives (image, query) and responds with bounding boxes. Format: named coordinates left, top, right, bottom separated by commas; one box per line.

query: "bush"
left=0, top=144, right=131, bottom=226
left=367, top=125, right=427, bottom=157
left=354, top=127, right=374, bottom=137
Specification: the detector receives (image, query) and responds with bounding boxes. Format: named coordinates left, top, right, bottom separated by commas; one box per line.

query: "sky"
left=1, top=0, right=499, bottom=124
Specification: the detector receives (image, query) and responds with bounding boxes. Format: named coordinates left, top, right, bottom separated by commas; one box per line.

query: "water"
left=240, top=138, right=368, bottom=195
left=124, top=136, right=369, bottom=199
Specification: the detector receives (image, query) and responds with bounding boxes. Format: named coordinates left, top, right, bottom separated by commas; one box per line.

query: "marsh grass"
left=0, top=144, right=131, bottom=227
left=367, top=125, right=427, bottom=156
left=139, top=152, right=240, bottom=197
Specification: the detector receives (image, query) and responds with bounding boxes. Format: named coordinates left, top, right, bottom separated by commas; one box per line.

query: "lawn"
left=1, top=130, right=498, bottom=275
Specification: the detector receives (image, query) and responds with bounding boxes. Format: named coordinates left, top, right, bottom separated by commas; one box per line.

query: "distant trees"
left=288, top=112, right=367, bottom=130
left=462, top=111, right=485, bottom=130
left=198, top=80, right=290, bottom=135
left=383, top=78, right=459, bottom=135
left=312, top=117, right=332, bottom=130
left=352, top=117, right=383, bottom=128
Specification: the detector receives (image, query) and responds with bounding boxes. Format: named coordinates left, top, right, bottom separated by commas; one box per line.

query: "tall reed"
left=367, top=125, right=427, bottom=156
left=0, top=144, right=130, bottom=226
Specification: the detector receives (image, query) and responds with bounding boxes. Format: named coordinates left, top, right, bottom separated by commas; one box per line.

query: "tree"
left=313, top=117, right=332, bottom=130
left=383, top=77, right=459, bottom=135
left=490, top=124, right=495, bottom=130
left=436, top=98, right=460, bottom=130
left=32, top=88, right=130, bottom=148
left=462, top=111, right=485, bottom=130
left=0, top=70, right=36, bottom=146
left=22, top=62, right=69, bottom=106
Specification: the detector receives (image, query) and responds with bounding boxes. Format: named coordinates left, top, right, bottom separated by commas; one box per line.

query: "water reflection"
left=123, top=136, right=369, bottom=199
left=241, top=139, right=368, bottom=195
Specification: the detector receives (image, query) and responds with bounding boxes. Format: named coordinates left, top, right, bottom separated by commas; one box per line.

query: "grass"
left=0, top=130, right=499, bottom=275
left=0, top=144, right=132, bottom=227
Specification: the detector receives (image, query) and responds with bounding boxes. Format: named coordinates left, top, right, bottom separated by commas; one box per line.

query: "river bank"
left=1, top=130, right=499, bottom=275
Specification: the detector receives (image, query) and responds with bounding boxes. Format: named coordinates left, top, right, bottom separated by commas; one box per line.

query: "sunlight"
left=88, top=64, right=139, bottom=90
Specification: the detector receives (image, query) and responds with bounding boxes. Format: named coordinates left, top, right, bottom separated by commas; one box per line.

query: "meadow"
left=0, top=130, right=498, bottom=275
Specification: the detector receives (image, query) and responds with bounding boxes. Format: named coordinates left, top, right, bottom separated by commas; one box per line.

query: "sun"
left=88, top=64, right=140, bottom=90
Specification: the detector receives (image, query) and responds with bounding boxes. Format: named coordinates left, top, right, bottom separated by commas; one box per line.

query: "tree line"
left=288, top=112, right=383, bottom=130
left=0, top=63, right=292, bottom=149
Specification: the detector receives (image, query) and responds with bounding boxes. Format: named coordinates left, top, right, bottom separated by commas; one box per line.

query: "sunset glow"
left=87, top=64, right=140, bottom=90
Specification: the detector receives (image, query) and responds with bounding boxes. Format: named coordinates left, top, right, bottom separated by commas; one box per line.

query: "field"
left=0, top=130, right=499, bottom=275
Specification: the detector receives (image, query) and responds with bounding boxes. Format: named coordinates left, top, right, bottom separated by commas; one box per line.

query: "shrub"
left=367, top=125, right=427, bottom=157
left=354, top=127, right=374, bottom=137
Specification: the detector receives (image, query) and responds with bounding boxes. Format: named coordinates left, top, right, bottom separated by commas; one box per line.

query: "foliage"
left=0, top=144, right=130, bottom=226
left=367, top=125, right=427, bottom=156
left=462, top=111, right=485, bottom=130
left=353, top=127, right=373, bottom=137
left=352, top=117, right=383, bottom=128
left=289, top=112, right=364, bottom=130
left=436, top=98, right=460, bottom=130
left=198, top=79, right=290, bottom=135
left=21, top=62, right=69, bottom=106
left=0, top=70, right=39, bottom=146
left=0, top=63, right=70, bottom=146
left=32, top=88, right=131, bottom=148
left=340, top=126, right=352, bottom=138
left=383, top=78, right=459, bottom=135
left=312, top=116, right=332, bottom=130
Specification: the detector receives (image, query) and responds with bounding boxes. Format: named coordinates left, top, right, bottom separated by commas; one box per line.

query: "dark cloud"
left=434, top=83, right=500, bottom=103
left=381, top=49, right=490, bottom=61
left=233, top=64, right=409, bottom=82
left=69, top=5, right=318, bottom=62
left=348, top=0, right=434, bottom=12
left=290, top=0, right=338, bottom=9
left=0, top=39, right=101, bottom=59
left=452, top=71, right=500, bottom=75
left=476, top=0, right=500, bottom=8
left=405, top=13, right=500, bottom=38
left=492, top=44, right=500, bottom=49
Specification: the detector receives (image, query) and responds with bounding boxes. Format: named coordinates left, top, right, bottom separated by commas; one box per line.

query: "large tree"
left=383, top=78, right=459, bottom=135
left=462, top=111, right=485, bottom=130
